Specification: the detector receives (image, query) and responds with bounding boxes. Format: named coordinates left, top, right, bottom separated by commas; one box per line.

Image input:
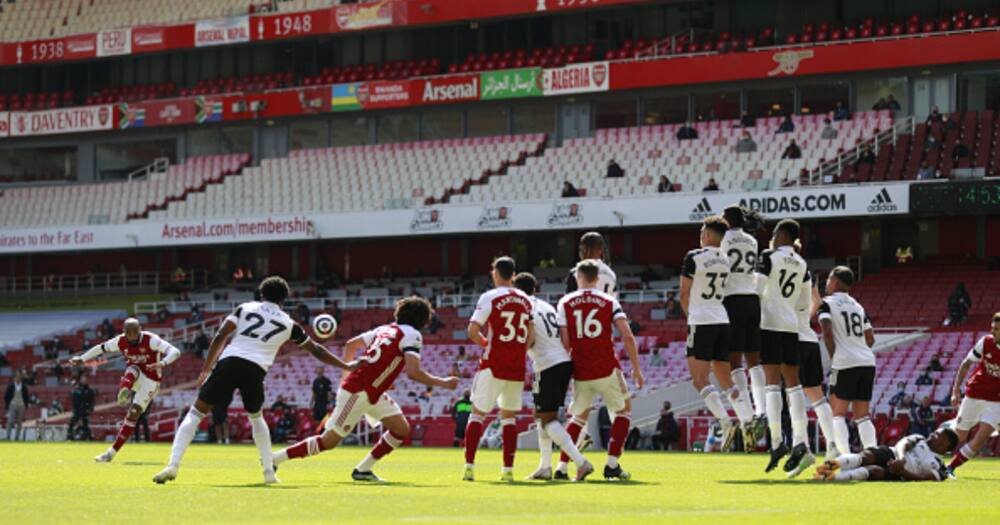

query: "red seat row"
left=301, top=58, right=441, bottom=85
left=449, top=45, right=596, bottom=73
left=0, top=91, right=74, bottom=111
left=784, top=10, right=999, bottom=45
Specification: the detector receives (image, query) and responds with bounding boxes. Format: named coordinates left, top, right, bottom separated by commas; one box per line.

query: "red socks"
left=286, top=436, right=327, bottom=460
left=119, top=367, right=138, bottom=391
left=559, top=417, right=585, bottom=464
left=112, top=419, right=136, bottom=451
left=464, top=415, right=484, bottom=464
left=501, top=418, right=517, bottom=469
left=371, top=431, right=405, bottom=460
left=607, top=415, right=631, bottom=459
left=949, top=444, right=973, bottom=471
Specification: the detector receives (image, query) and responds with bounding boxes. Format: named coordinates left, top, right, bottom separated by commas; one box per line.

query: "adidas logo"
left=689, top=198, right=714, bottom=221
left=867, top=188, right=898, bottom=213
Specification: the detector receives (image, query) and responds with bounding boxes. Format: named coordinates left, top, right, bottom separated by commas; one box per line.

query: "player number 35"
left=498, top=311, right=530, bottom=343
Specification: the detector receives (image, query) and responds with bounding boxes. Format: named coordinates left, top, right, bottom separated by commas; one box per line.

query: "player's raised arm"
left=69, top=338, right=114, bottom=365
left=302, top=339, right=359, bottom=371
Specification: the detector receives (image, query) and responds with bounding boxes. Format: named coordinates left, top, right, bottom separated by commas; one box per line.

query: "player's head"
left=259, top=275, right=290, bottom=304
left=991, top=311, right=1000, bottom=338
left=928, top=427, right=960, bottom=454
left=491, top=256, right=516, bottom=286
left=579, top=232, right=606, bottom=260
left=394, top=296, right=433, bottom=330
left=123, top=317, right=141, bottom=343
left=826, top=265, right=855, bottom=293
left=772, top=219, right=800, bottom=246
left=575, top=259, right=600, bottom=290
left=700, top=216, right=728, bottom=247
left=513, top=272, right=537, bottom=296
left=722, top=205, right=744, bottom=229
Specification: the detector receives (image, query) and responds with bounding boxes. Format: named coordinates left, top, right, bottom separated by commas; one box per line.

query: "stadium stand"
left=453, top=111, right=892, bottom=202
left=0, top=154, right=250, bottom=227
left=0, top=310, right=125, bottom=352
left=141, top=135, right=545, bottom=218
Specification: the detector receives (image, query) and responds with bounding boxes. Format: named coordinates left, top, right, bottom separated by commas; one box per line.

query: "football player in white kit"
left=815, top=428, right=958, bottom=482
left=564, top=231, right=617, bottom=451
left=514, top=273, right=594, bottom=482
left=153, top=276, right=360, bottom=485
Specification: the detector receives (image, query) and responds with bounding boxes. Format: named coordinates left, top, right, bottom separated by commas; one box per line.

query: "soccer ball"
left=312, top=314, right=337, bottom=340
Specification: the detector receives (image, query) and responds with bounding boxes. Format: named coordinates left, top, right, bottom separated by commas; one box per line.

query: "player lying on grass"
left=272, top=296, right=459, bottom=482
left=69, top=318, right=180, bottom=463
left=153, top=276, right=359, bottom=485
left=813, top=428, right=959, bottom=482
left=945, top=312, right=1000, bottom=477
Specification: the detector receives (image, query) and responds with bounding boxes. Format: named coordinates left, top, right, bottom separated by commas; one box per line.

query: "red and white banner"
left=195, top=16, right=250, bottom=47
left=254, top=10, right=329, bottom=41
left=356, top=80, right=415, bottom=109
left=131, top=26, right=167, bottom=53
left=9, top=105, right=113, bottom=137
left=416, top=75, right=480, bottom=105
left=542, top=61, right=610, bottom=95
left=97, top=29, right=132, bottom=57
left=143, top=99, right=196, bottom=127
left=0, top=112, right=9, bottom=138
left=333, top=0, right=395, bottom=30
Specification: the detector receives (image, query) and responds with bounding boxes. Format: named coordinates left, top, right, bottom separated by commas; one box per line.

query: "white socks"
left=536, top=420, right=553, bottom=469
left=834, top=467, right=869, bottom=481
left=857, top=416, right=877, bottom=449
left=700, top=385, right=731, bottom=429
left=786, top=385, right=809, bottom=448
left=729, top=369, right=754, bottom=425
left=748, top=365, right=767, bottom=417
left=811, top=398, right=836, bottom=456
left=249, top=412, right=274, bottom=473
left=836, top=452, right=863, bottom=470
left=832, top=416, right=851, bottom=455
left=765, top=385, right=783, bottom=449
left=168, top=407, right=206, bottom=467
left=545, top=420, right=587, bottom=467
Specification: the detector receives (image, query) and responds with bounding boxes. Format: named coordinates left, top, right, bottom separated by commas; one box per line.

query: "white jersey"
left=681, top=247, right=730, bottom=326
left=758, top=246, right=809, bottom=333
left=721, top=228, right=759, bottom=297
left=220, top=301, right=310, bottom=371
left=797, top=272, right=819, bottom=343
left=894, top=434, right=948, bottom=481
left=527, top=297, right=571, bottom=373
left=818, top=292, right=874, bottom=369
left=567, top=259, right=617, bottom=297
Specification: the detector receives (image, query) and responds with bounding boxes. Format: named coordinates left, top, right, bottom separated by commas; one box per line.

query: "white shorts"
left=568, top=369, right=631, bottom=417
left=470, top=368, right=523, bottom=413
left=955, top=397, right=1000, bottom=431
left=132, top=372, right=160, bottom=411
left=325, top=388, right=403, bottom=437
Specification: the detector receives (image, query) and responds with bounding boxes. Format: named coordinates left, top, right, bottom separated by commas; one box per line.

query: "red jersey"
left=966, top=335, right=1000, bottom=402
left=98, top=331, right=177, bottom=382
left=556, top=289, right=626, bottom=381
left=341, top=323, right=422, bottom=404
left=470, top=286, right=533, bottom=381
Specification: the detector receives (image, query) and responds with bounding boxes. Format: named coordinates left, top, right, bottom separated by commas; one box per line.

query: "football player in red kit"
left=946, top=312, right=1000, bottom=477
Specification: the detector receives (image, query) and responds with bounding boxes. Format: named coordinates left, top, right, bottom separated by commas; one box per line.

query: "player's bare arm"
left=198, top=320, right=237, bottom=386
left=614, top=317, right=644, bottom=389
left=148, top=338, right=181, bottom=372
left=559, top=326, right=572, bottom=354
left=887, top=459, right=938, bottom=481
left=820, top=317, right=836, bottom=359
left=342, top=335, right=367, bottom=361
left=679, top=275, right=692, bottom=316
left=467, top=321, right=486, bottom=348
left=404, top=353, right=459, bottom=390
left=864, top=327, right=875, bottom=348
left=302, top=339, right=360, bottom=371
left=950, top=356, right=974, bottom=407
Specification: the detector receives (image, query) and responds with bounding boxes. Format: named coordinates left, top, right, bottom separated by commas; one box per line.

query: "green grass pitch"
left=2, top=442, right=998, bottom=524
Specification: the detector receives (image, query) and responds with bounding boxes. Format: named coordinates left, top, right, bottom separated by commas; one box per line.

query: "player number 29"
left=498, top=311, right=530, bottom=343
left=573, top=309, right=603, bottom=339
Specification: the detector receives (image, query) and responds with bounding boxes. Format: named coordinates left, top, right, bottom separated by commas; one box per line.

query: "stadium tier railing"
left=0, top=269, right=209, bottom=296
left=813, top=116, right=915, bottom=184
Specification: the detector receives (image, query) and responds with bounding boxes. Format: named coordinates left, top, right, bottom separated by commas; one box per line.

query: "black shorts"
left=798, top=341, right=824, bottom=388
left=686, top=324, right=731, bottom=362
left=723, top=295, right=761, bottom=354
left=868, top=446, right=904, bottom=481
left=830, top=366, right=876, bottom=402
left=533, top=361, right=573, bottom=413
left=199, top=356, right=267, bottom=414
left=761, top=330, right=799, bottom=366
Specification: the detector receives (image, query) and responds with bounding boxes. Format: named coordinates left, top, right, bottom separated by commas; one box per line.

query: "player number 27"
left=240, top=312, right=287, bottom=342
left=498, top=311, right=530, bottom=343
left=573, top=309, right=603, bottom=339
